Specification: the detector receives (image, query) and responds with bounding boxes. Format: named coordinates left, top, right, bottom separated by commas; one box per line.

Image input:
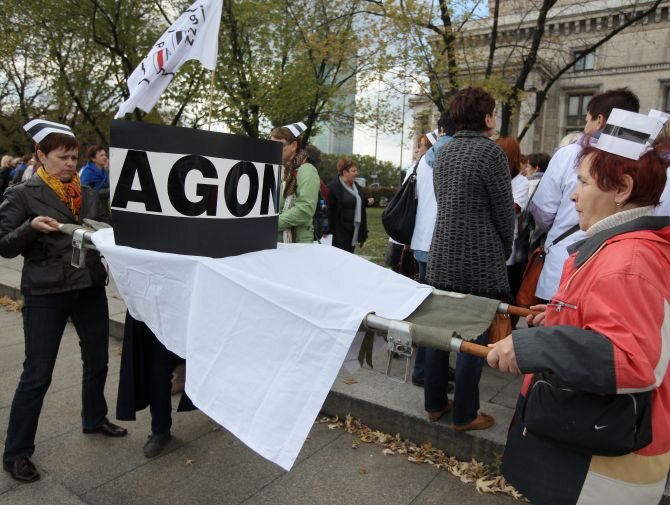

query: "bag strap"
left=551, top=224, right=580, bottom=246
left=527, top=180, right=541, bottom=206
left=410, top=159, right=420, bottom=177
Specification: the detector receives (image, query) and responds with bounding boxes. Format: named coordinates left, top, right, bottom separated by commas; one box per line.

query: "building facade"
left=411, top=0, right=670, bottom=154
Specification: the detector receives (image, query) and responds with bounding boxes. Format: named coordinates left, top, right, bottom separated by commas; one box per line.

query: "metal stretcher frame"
left=60, top=223, right=533, bottom=383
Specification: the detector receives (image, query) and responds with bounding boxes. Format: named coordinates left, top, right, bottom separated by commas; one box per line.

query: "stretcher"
left=58, top=221, right=533, bottom=383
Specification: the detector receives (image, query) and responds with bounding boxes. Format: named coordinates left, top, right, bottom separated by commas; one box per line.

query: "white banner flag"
left=115, top=0, right=223, bottom=118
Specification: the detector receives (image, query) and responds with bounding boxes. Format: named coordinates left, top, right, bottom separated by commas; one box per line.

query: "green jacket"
left=278, top=162, right=319, bottom=243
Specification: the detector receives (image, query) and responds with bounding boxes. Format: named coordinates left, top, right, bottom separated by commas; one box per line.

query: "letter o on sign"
left=225, top=161, right=259, bottom=217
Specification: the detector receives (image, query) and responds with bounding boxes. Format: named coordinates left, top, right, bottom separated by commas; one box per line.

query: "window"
left=573, top=51, right=595, bottom=71
left=665, top=87, right=670, bottom=113
left=566, top=93, right=593, bottom=130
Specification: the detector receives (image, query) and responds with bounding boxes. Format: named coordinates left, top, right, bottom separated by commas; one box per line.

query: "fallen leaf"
left=0, top=296, right=22, bottom=312
left=185, top=458, right=196, bottom=466
left=315, top=413, right=528, bottom=501
left=476, top=477, right=497, bottom=494
left=343, top=378, right=358, bottom=385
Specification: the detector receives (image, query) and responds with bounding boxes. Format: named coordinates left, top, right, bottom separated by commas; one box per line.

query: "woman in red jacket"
left=488, top=111, right=670, bottom=505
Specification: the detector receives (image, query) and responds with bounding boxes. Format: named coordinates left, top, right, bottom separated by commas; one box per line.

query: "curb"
left=322, top=390, right=506, bottom=466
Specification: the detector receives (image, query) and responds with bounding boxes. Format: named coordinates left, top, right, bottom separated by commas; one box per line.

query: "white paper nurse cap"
left=282, top=122, right=307, bottom=138
left=649, top=109, right=670, bottom=124
left=426, top=129, right=439, bottom=146
left=23, top=119, right=75, bottom=144
left=595, top=109, right=665, bottom=160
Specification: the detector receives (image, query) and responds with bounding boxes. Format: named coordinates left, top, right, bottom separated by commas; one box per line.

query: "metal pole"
left=374, top=92, right=380, bottom=165
left=207, top=69, right=216, bottom=131
left=399, top=93, right=406, bottom=177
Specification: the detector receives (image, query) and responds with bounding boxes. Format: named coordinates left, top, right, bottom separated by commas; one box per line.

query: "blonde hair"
left=1, top=155, right=12, bottom=169
left=558, top=132, right=581, bottom=148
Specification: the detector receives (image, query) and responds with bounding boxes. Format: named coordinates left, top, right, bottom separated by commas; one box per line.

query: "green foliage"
left=317, top=153, right=401, bottom=187
left=0, top=0, right=391, bottom=155
left=366, top=186, right=399, bottom=206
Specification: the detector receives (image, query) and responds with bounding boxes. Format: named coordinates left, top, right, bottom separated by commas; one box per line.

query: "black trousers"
left=147, top=331, right=182, bottom=435
left=3, top=286, right=109, bottom=462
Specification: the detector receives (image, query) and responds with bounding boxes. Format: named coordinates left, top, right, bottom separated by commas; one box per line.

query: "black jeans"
left=424, top=329, right=489, bottom=425
left=3, top=286, right=109, bottom=462
left=147, top=330, right=182, bottom=435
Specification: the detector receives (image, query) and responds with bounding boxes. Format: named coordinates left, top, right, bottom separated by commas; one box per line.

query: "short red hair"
left=495, top=137, right=521, bottom=177
left=578, top=138, right=669, bottom=207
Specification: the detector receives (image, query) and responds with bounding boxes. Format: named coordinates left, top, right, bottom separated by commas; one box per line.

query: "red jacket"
left=542, top=225, right=670, bottom=456
left=503, top=216, right=670, bottom=505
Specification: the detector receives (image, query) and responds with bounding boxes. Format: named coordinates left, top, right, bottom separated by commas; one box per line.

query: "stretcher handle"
left=498, top=303, right=538, bottom=319
left=457, top=339, right=491, bottom=358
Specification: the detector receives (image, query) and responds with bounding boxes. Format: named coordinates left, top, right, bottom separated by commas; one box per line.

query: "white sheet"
left=92, top=228, right=430, bottom=470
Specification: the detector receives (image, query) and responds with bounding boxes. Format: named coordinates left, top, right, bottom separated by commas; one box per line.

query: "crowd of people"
left=382, top=86, right=670, bottom=505
left=1, top=86, right=670, bottom=505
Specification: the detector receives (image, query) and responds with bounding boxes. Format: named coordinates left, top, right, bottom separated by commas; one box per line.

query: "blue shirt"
left=424, top=135, right=453, bottom=168
left=79, top=161, right=110, bottom=191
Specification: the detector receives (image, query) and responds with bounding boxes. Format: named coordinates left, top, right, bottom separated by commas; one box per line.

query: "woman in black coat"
left=0, top=120, right=126, bottom=484
left=326, top=157, right=369, bottom=253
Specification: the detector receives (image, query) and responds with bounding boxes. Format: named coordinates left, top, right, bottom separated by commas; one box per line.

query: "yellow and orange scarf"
left=37, top=166, right=82, bottom=221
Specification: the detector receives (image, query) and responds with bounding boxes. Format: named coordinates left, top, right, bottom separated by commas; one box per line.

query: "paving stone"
left=36, top=408, right=215, bottom=496
left=0, top=477, right=88, bottom=505
left=415, top=468, right=520, bottom=504
left=245, top=422, right=439, bottom=505
left=83, top=429, right=282, bottom=505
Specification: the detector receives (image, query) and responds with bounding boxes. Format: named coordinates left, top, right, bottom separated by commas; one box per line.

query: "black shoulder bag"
left=381, top=162, right=418, bottom=244
left=522, top=371, right=652, bottom=456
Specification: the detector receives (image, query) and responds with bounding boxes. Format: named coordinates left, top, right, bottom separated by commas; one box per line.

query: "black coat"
left=0, top=176, right=109, bottom=295
left=327, top=179, right=368, bottom=252
left=116, top=313, right=194, bottom=421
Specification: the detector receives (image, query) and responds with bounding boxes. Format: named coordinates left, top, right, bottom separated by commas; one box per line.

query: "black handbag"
left=522, top=371, right=652, bottom=456
left=382, top=163, right=418, bottom=244
left=514, top=183, right=543, bottom=265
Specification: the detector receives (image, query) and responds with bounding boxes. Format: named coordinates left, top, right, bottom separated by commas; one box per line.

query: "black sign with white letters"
left=110, top=120, right=282, bottom=257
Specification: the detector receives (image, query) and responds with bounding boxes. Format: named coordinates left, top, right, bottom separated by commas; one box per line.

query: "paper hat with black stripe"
left=594, top=109, right=665, bottom=160
left=23, top=119, right=75, bottom=144
left=649, top=109, right=670, bottom=124
left=282, top=122, right=307, bottom=138
left=426, top=129, right=439, bottom=146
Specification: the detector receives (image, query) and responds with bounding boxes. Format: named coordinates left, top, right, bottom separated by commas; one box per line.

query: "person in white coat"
left=529, top=88, right=639, bottom=302
left=409, top=112, right=455, bottom=387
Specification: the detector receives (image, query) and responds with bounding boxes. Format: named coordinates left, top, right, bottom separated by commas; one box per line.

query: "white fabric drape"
left=92, top=228, right=430, bottom=470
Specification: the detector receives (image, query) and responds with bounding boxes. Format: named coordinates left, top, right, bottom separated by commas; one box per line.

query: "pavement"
left=0, top=255, right=667, bottom=504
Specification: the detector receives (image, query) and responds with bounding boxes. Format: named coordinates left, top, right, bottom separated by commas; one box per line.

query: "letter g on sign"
left=167, top=155, right=219, bottom=216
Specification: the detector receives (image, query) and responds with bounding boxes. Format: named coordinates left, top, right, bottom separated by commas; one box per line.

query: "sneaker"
left=143, top=432, right=172, bottom=458
left=453, top=413, right=495, bottom=432
left=426, top=400, right=453, bottom=422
